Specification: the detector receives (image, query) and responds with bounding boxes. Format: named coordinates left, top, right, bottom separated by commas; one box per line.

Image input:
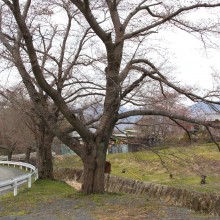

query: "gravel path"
left=0, top=193, right=219, bottom=220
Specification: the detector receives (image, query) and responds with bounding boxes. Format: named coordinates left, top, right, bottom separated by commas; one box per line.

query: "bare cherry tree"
left=0, top=99, right=35, bottom=160
left=133, top=92, right=191, bottom=144
left=0, top=0, right=220, bottom=194
left=0, top=84, right=59, bottom=178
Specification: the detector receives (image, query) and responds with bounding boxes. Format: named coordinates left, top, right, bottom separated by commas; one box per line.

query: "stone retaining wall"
left=54, top=168, right=220, bottom=216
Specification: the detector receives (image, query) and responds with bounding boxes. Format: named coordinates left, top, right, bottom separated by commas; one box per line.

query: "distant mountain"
left=81, top=104, right=141, bottom=130
left=189, top=102, right=220, bottom=117
left=116, top=106, right=141, bottom=130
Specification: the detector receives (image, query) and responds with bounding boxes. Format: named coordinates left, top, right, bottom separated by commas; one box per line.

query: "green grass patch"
left=0, top=179, right=126, bottom=218
left=0, top=179, right=76, bottom=217
left=54, top=143, right=220, bottom=194
left=0, top=178, right=218, bottom=219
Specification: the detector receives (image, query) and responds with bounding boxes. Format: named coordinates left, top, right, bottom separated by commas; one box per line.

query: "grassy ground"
left=1, top=143, right=220, bottom=219
left=0, top=180, right=75, bottom=217
left=0, top=180, right=219, bottom=219
left=54, top=143, right=220, bottom=194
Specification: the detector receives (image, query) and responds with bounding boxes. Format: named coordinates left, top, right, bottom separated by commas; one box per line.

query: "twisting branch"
left=118, top=109, right=220, bottom=129
left=122, top=2, right=220, bottom=41
left=70, top=0, right=110, bottom=43
left=205, top=126, right=220, bottom=152
left=169, top=117, right=192, bottom=141
left=121, top=70, right=155, bottom=99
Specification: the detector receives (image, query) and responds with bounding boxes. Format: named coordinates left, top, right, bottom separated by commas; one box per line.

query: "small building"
left=108, top=129, right=159, bottom=154
left=205, top=113, right=220, bottom=125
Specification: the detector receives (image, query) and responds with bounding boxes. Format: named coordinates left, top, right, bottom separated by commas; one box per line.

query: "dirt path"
left=0, top=193, right=219, bottom=220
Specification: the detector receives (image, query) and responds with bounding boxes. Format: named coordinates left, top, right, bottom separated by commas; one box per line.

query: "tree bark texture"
left=35, top=121, right=54, bottom=179
left=81, top=141, right=107, bottom=194
left=7, top=150, right=13, bottom=161
left=25, top=146, right=32, bottom=163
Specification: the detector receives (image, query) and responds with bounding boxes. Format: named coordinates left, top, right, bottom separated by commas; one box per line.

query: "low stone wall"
left=54, top=168, right=220, bottom=216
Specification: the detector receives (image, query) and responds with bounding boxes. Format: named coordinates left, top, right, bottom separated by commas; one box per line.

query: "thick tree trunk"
left=35, top=124, right=54, bottom=179
left=7, top=150, right=13, bottom=161
left=36, top=136, right=54, bottom=179
left=25, top=146, right=32, bottom=163
left=81, top=142, right=107, bottom=194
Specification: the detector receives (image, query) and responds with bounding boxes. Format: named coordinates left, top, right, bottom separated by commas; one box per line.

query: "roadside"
left=0, top=167, right=25, bottom=181
left=0, top=166, right=26, bottom=197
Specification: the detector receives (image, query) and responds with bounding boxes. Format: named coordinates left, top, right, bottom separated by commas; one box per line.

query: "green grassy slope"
left=54, top=143, right=220, bottom=194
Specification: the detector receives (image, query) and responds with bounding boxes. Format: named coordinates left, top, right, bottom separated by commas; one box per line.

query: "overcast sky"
left=1, top=30, right=219, bottom=92
left=165, top=30, right=220, bottom=91
left=1, top=2, right=220, bottom=95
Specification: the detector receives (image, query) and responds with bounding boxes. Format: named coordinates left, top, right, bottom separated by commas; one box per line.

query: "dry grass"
left=54, top=143, right=220, bottom=194
left=65, top=180, right=82, bottom=191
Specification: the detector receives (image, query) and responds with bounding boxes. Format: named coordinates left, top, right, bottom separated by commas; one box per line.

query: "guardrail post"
left=35, top=169, right=39, bottom=180
left=14, top=180, right=18, bottom=196
left=0, top=160, right=38, bottom=196
left=28, top=174, right=32, bottom=188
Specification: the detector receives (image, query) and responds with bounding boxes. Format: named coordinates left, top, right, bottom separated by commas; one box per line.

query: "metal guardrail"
left=0, top=161, right=38, bottom=196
